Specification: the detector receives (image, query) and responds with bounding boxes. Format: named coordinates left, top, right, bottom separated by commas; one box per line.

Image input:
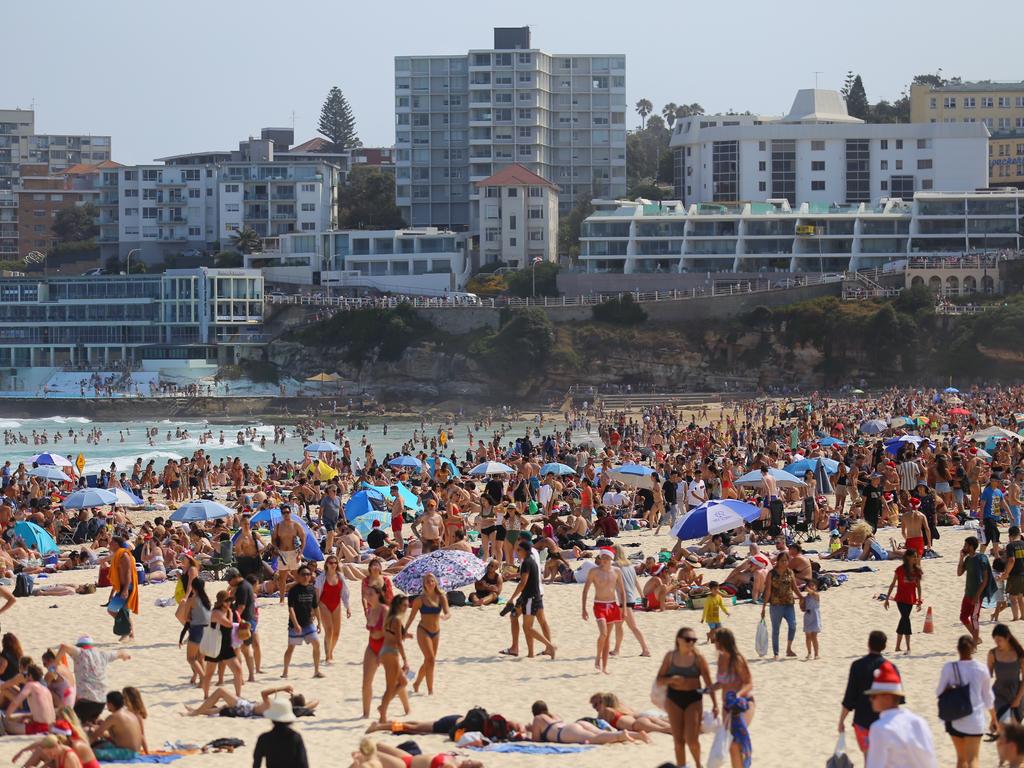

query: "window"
left=518, top=109, right=532, bottom=120
left=143, top=189, right=157, bottom=200
left=528, top=207, right=543, bottom=219
left=880, top=160, right=888, bottom=170
left=124, top=207, right=138, bottom=217
left=485, top=228, right=499, bottom=243
left=142, top=170, right=158, bottom=181
left=811, top=161, right=825, bottom=171
left=301, top=203, right=315, bottom=212
left=917, top=159, right=933, bottom=169
left=758, top=161, right=766, bottom=171
left=301, top=222, right=316, bottom=231
left=758, top=141, right=766, bottom=152
left=943, top=97, right=956, bottom=108
left=999, top=118, right=1011, bottom=130
left=529, top=230, right=543, bottom=241
left=123, top=188, right=138, bottom=197
left=485, top=187, right=499, bottom=198
left=896, top=160, right=903, bottom=170
left=184, top=169, right=200, bottom=181
left=758, top=181, right=766, bottom=192
left=917, top=139, right=928, bottom=149
left=1017, top=97, right=1024, bottom=108
left=981, top=97, right=994, bottom=108
left=529, top=187, right=543, bottom=197
left=123, top=170, right=137, bottom=181
left=880, top=180, right=888, bottom=191
left=494, top=53, right=511, bottom=66
left=921, top=179, right=933, bottom=190
left=890, top=175, right=914, bottom=197
left=188, top=189, right=200, bottom=198
left=811, top=140, right=825, bottom=151
left=518, top=53, right=531, bottom=65
left=964, top=97, right=976, bottom=109
left=142, top=207, right=157, bottom=219
left=507, top=188, right=518, bottom=198
left=811, top=180, right=825, bottom=190
left=880, top=140, right=888, bottom=150
left=189, top=227, right=201, bottom=236
left=301, top=183, right=315, bottom=193
left=33, top=209, right=45, bottom=217
left=225, top=203, right=239, bottom=212
left=509, top=237, right=516, bottom=247
left=518, top=73, right=531, bottom=84
left=518, top=145, right=532, bottom=156
left=509, top=215, right=517, bottom=230
left=895, top=140, right=903, bottom=150
left=224, top=184, right=239, bottom=193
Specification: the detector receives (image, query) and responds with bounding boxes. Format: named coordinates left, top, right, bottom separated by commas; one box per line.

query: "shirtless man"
left=760, top=465, right=778, bottom=500
left=787, top=543, right=813, bottom=586
left=581, top=549, right=626, bottom=674
left=4, top=664, right=54, bottom=734
left=234, top=513, right=264, bottom=580
left=413, top=501, right=443, bottom=553
left=272, top=504, right=306, bottom=604
left=90, top=690, right=143, bottom=753
left=902, top=495, right=932, bottom=556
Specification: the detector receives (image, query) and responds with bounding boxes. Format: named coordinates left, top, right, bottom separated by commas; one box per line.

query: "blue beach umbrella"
left=29, top=465, right=71, bottom=482
left=784, top=457, right=839, bottom=476
left=817, top=437, right=847, bottom=447
left=672, top=499, right=762, bottom=540
left=860, top=419, right=888, bottom=435
left=345, top=489, right=388, bottom=520
left=944, top=387, right=960, bottom=394
left=734, top=467, right=806, bottom=488
left=62, top=488, right=117, bottom=509
left=362, top=482, right=423, bottom=515
left=426, top=456, right=461, bottom=478
left=13, top=521, right=58, bottom=555
left=29, top=452, right=73, bottom=467
left=540, top=463, right=577, bottom=476
left=168, top=499, right=233, bottom=522
left=883, top=435, right=929, bottom=455
left=388, top=455, right=423, bottom=470
left=607, top=463, right=656, bottom=487
left=245, top=508, right=323, bottom=561
left=351, top=511, right=392, bottom=539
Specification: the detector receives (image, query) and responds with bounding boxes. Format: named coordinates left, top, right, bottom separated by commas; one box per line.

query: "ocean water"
left=1, top=415, right=575, bottom=474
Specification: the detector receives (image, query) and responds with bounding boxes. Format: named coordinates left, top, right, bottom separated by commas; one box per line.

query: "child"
left=802, top=580, right=821, bottom=659
left=700, top=581, right=730, bottom=643
left=991, top=557, right=1008, bottom=622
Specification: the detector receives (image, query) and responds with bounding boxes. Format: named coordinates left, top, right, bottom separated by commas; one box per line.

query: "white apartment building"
left=579, top=190, right=1024, bottom=274
left=670, top=90, right=990, bottom=208
left=394, top=26, right=626, bottom=231
left=475, top=163, right=559, bottom=268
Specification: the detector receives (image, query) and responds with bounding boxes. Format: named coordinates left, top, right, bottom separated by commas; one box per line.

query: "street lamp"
left=125, top=248, right=140, bottom=277
left=531, top=256, right=542, bottom=299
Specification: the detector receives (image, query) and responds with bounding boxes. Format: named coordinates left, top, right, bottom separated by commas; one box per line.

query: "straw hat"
left=263, top=697, right=296, bottom=723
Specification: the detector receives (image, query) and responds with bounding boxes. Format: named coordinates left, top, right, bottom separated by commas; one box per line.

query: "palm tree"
left=662, top=102, right=679, bottom=128
left=230, top=227, right=261, bottom=254
left=677, top=103, right=706, bottom=119
left=635, top=98, right=653, bottom=129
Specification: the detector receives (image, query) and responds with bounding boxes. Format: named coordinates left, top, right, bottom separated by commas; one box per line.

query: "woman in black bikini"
left=656, top=626, right=717, bottom=768
left=528, top=700, right=647, bottom=745
left=403, top=573, right=449, bottom=695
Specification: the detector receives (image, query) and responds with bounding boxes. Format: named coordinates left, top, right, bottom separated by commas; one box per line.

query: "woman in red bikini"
left=361, top=586, right=387, bottom=720
left=316, top=556, right=351, bottom=664
left=361, top=558, right=394, bottom=616
left=588, top=692, right=672, bottom=733
left=350, top=738, right=483, bottom=768
left=403, top=573, right=449, bottom=695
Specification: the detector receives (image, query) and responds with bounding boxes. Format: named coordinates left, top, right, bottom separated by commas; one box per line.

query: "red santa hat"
left=865, top=660, right=905, bottom=697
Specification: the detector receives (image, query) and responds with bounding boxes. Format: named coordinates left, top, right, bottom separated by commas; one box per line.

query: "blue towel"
left=471, top=744, right=593, bottom=754
left=100, top=756, right=183, bottom=764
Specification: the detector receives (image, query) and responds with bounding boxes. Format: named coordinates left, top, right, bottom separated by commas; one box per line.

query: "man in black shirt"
left=252, top=698, right=308, bottom=768
left=366, top=521, right=389, bottom=551
left=282, top=566, right=323, bottom=679
left=838, top=630, right=896, bottom=758
left=862, top=474, right=884, bottom=532
left=227, top=568, right=260, bottom=682
left=503, top=541, right=555, bottom=659
left=655, top=470, right=680, bottom=536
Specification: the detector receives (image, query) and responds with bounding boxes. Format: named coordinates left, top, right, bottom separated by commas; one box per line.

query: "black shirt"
left=367, top=529, right=388, bottom=549
left=253, top=723, right=308, bottom=768
left=484, top=479, right=504, bottom=504
left=842, top=653, right=896, bottom=730
left=287, top=584, right=318, bottom=628
left=518, top=554, right=541, bottom=602
left=636, top=488, right=654, bottom=512
left=233, top=578, right=256, bottom=623
left=663, top=480, right=678, bottom=506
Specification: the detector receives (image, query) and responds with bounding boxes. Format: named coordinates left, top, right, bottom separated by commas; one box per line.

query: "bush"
left=465, top=272, right=507, bottom=297
left=472, top=308, right=554, bottom=378
left=217, top=359, right=280, bottom=384
left=592, top=294, right=648, bottom=325
left=293, top=304, right=430, bottom=366
left=505, top=262, right=559, bottom=297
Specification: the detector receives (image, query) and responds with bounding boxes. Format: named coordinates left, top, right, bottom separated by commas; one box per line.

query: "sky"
left=6, top=0, right=1017, bottom=165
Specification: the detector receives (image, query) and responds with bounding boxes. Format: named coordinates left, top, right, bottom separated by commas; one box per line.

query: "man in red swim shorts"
left=581, top=549, right=626, bottom=673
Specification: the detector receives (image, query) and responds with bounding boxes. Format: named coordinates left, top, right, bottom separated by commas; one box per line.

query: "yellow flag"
left=75, top=453, right=86, bottom=473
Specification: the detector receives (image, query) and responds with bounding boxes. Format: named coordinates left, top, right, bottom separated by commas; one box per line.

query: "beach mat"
left=471, top=744, right=594, bottom=754
left=99, top=755, right=184, bottom=765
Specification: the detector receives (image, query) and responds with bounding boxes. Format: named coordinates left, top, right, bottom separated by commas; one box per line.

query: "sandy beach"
left=0, top=516, right=981, bottom=768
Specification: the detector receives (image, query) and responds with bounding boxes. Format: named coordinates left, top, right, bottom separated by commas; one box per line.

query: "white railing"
left=934, top=302, right=994, bottom=315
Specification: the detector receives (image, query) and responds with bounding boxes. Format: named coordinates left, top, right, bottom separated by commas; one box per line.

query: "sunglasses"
left=680, top=636, right=698, bottom=643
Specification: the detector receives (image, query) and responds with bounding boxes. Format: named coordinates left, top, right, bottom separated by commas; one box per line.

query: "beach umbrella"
left=818, top=437, right=847, bottom=447
left=62, top=488, right=117, bottom=509
left=672, top=499, right=763, bottom=540
left=784, top=457, right=838, bottom=476
left=540, top=463, right=577, bottom=476
left=344, top=489, right=388, bottom=520
left=426, top=456, right=461, bottom=478
left=889, top=416, right=912, bottom=428
left=29, top=452, right=73, bottom=468
left=883, top=435, right=928, bottom=455
left=860, top=419, right=888, bottom=435
left=388, top=455, right=423, bottom=470
left=362, top=482, right=423, bottom=515
left=944, top=387, right=960, bottom=394
left=814, top=458, right=833, bottom=495
left=393, top=550, right=487, bottom=594
left=851, top=389, right=865, bottom=395
left=948, top=408, right=971, bottom=416
left=304, top=440, right=340, bottom=453
left=168, top=499, right=233, bottom=523
left=306, top=372, right=340, bottom=383
left=607, top=463, right=656, bottom=488
left=109, top=487, right=144, bottom=506
left=351, top=511, right=391, bottom=539
left=12, top=521, right=58, bottom=555
left=468, top=461, right=515, bottom=476
left=970, top=427, right=1020, bottom=443
left=734, top=467, right=806, bottom=488
left=29, top=465, right=71, bottom=482
left=241, top=508, right=323, bottom=561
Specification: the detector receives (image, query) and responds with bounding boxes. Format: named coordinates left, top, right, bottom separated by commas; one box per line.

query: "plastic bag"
left=199, top=625, right=221, bottom=658
left=825, top=732, right=854, bottom=768
left=650, top=679, right=667, bottom=709
left=755, top=618, right=770, bottom=657
left=702, top=710, right=719, bottom=733
left=707, top=724, right=732, bottom=768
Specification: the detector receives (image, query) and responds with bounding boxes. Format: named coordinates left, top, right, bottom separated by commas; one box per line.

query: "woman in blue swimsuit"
left=404, top=573, right=450, bottom=695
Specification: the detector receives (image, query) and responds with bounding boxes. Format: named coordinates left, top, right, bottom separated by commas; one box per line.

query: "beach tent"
left=244, top=508, right=323, bottom=561
left=362, top=482, right=423, bottom=515
left=345, top=489, right=388, bottom=520
left=426, top=456, right=460, bottom=479
left=13, top=521, right=58, bottom=555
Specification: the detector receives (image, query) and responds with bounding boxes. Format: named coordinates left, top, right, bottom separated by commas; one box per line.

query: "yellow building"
left=910, top=82, right=1024, bottom=188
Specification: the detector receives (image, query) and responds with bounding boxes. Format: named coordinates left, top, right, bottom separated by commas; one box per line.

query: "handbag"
left=825, top=733, right=854, bottom=768
left=938, top=662, right=973, bottom=722
left=199, top=623, right=222, bottom=658
left=707, top=724, right=732, bottom=768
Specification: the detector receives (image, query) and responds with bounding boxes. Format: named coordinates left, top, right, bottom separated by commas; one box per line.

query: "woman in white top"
left=611, top=544, right=651, bottom=657
left=936, top=635, right=997, bottom=768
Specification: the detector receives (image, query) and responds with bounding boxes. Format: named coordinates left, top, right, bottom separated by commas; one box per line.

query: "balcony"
left=243, top=194, right=268, bottom=201
left=160, top=215, right=185, bottom=224
left=158, top=197, right=186, bottom=206
left=271, top=213, right=295, bottom=220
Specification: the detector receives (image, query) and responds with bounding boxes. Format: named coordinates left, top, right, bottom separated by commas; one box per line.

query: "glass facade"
left=845, top=140, right=871, bottom=203
left=770, top=141, right=796, bottom=204
left=712, top=141, right=739, bottom=202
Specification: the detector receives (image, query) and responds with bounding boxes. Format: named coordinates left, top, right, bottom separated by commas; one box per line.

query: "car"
left=81, top=268, right=104, bottom=276
left=267, top=291, right=288, bottom=301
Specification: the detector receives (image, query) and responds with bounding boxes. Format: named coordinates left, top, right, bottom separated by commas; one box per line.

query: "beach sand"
left=0, top=522, right=979, bottom=768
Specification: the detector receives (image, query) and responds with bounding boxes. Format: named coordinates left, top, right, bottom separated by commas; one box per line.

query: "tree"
left=318, top=86, right=361, bottom=150
left=662, top=103, right=679, bottom=128
left=626, top=115, right=671, bottom=190
left=635, top=98, right=653, bottom=129
left=52, top=203, right=98, bottom=243
left=841, top=71, right=856, bottom=99
left=230, top=227, right=261, bottom=254
left=338, top=166, right=406, bottom=229
left=845, top=75, right=869, bottom=120
left=214, top=250, right=243, bottom=268
left=557, top=194, right=594, bottom=259
left=676, top=103, right=705, bottom=118
left=626, top=182, right=666, bottom=200
left=505, top=262, right=559, bottom=297
left=657, top=150, right=675, bottom=185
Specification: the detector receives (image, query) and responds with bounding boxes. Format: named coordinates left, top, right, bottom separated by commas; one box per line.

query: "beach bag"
left=938, top=662, right=973, bottom=722
left=446, top=590, right=467, bottom=607
left=707, top=724, right=732, bottom=768
left=199, top=624, right=222, bottom=658
left=650, top=679, right=667, bottom=709
left=825, top=733, right=854, bottom=768
left=112, top=609, right=132, bottom=638
left=754, top=618, right=769, bottom=657
left=13, top=573, right=34, bottom=597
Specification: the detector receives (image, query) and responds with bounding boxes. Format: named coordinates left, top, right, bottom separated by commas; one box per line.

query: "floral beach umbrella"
left=393, top=550, right=487, bottom=594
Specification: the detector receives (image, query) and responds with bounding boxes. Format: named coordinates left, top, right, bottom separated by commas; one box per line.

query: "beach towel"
left=470, top=744, right=593, bottom=754
left=98, top=756, right=183, bottom=764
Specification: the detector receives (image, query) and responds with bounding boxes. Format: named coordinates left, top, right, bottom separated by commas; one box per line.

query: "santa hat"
left=866, top=660, right=905, bottom=697
left=910, top=497, right=921, bottom=508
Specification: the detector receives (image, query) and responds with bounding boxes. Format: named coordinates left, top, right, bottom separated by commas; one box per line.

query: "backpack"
left=449, top=707, right=488, bottom=740
left=446, top=590, right=466, bottom=608
left=13, top=573, right=34, bottom=597
left=482, top=714, right=510, bottom=741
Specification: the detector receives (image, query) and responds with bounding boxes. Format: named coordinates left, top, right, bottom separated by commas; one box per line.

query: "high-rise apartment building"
left=394, top=27, right=626, bottom=231
left=909, top=81, right=1024, bottom=188
left=0, top=109, right=111, bottom=258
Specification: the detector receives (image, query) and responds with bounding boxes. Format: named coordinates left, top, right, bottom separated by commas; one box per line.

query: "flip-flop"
left=498, top=648, right=518, bottom=657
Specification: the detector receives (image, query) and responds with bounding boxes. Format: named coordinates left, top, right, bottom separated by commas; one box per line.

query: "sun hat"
left=75, top=635, right=94, bottom=648
left=263, top=697, right=296, bottom=723
left=865, top=660, right=905, bottom=697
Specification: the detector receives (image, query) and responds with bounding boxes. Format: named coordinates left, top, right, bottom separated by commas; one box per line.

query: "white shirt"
left=687, top=479, right=706, bottom=506
left=935, top=658, right=994, bottom=736
left=573, top=560, right=597, bottom=584
left=866, top=707, right=937, bottom=768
